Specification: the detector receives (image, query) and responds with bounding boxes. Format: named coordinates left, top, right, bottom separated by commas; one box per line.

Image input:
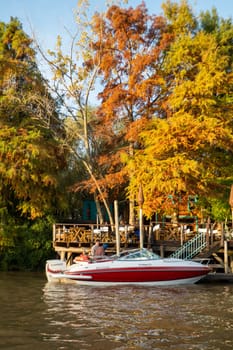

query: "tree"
left=35, top=0, right=122, bottom=225
left=126, top=1, right=233, bottom=219
left=32, top=0, right=233, bottom=225
left=90, top=2, right=173, bottom=224
left=0, top=18, right=67, bottom=219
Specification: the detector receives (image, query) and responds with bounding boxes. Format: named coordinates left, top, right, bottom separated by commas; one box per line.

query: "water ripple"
left=0, top=272, right=233, bottom=349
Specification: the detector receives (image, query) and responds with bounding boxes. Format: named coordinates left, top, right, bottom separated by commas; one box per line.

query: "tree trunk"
left=95, top=195, right=104, bottom=224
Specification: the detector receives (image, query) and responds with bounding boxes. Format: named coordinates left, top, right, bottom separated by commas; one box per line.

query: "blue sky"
left=2, top=1, right=232, bottom=52
left=1, top=0, right=232, bottom=80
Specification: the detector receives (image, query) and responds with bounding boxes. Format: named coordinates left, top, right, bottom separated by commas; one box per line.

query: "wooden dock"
left=52, top=222, right=192, bottom=258
left=52, top=222, right=233, bottom=275
left=199, top=273, right=233, bottom=283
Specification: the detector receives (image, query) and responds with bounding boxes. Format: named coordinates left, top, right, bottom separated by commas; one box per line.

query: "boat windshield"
left=114, top=248, right=161, bottom=261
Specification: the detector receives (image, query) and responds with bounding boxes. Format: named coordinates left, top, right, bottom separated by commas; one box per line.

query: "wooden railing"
left=53, top=223, right=141, bottom=248
left=52, top=221, right=225, bottom=251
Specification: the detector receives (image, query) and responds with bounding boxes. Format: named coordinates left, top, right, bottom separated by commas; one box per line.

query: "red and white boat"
left=45, top=248, right=210, bottom=286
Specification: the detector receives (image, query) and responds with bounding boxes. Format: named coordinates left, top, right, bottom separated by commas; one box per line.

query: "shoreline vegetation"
left=1, top=1, right=233, bottom=271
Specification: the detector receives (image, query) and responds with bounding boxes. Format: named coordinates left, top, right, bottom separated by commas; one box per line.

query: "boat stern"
left=45, top=259, right=67, bottom=282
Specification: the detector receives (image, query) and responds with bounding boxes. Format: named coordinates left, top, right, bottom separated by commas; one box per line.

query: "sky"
left=1, top=0, right=232, bottom=50
left=1, top=0, right=233, bottom=80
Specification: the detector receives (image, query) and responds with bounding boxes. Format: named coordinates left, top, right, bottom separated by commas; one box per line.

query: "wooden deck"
left=52, top=222, right=196, bottom=254
left=53, top=221, right=203, bottom=248
left=199, top=273, right=233, bottom=283
left=53, top=223, right=140, bottom=260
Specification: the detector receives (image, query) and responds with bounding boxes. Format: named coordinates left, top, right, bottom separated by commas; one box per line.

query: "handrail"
left=169, top=231, right=207, bottom=260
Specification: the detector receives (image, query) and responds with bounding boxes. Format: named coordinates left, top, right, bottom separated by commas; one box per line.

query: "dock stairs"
left=169, top=231, right=220, bottom=260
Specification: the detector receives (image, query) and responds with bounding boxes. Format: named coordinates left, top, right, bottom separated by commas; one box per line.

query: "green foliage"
left=162, top=0, right=197, bottom=35
left=0, top=18, right=68, bottom=219
left=0, top=216, right=56, bottom=271
left=1, top=2, right=233, bottom=273
left=0, top=18, right=77, bottom=271
left=209, top=199, right=231, bottom=222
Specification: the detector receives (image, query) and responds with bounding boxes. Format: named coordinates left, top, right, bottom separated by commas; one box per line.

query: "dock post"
left=67, top=251, right=73, bottom=266
left=138, top=184, right=144, bottom=249
left=114, top=200, right=120, bottom=255
left=160, top=245, right=164, bottom=258
left=224, top=240, right=229, bottom=274
left=60, top=251, right=66, bottom=262
left=221, top=222, right=224, bottom=246
left=230, top=256, right=233, bottom=273
left=180, top=225, right=184, bottom=246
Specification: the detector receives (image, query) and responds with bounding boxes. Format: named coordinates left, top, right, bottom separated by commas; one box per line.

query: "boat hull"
left=46, top=259, right=209, bottom=286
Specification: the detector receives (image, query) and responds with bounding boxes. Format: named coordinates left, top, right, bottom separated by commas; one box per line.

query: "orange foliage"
left=85, top=2, right=174, bottom=212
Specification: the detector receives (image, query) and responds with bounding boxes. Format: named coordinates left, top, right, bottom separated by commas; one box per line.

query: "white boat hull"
left=46, top=250, right=210, bottom=286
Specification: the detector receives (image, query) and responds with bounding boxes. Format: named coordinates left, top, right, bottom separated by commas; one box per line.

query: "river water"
left=0, top=272, right=233, bottom=350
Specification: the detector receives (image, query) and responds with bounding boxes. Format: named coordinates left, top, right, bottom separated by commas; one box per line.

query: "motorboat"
left=45, top=248, right=210, bottom=286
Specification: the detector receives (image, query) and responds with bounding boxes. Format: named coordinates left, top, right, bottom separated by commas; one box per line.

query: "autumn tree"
left=34, top=0, right=233, bottom=225
left=126, top=1, right=233, bottom=220
left=90, top=2, right=173, bottom=224
left=0, top=17, right=67, bottom=220
left=34, top=0, right=122, bottom=225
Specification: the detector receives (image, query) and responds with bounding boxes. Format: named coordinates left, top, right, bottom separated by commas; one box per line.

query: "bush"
left=0, top=216, right=56, bottom=271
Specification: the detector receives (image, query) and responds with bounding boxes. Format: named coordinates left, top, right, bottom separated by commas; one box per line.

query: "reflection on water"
left=0, top=272, right=233, bottom=349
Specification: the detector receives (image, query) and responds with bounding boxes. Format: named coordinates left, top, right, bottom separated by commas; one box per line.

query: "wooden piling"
left=224, top=240, right=228, bottom=274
